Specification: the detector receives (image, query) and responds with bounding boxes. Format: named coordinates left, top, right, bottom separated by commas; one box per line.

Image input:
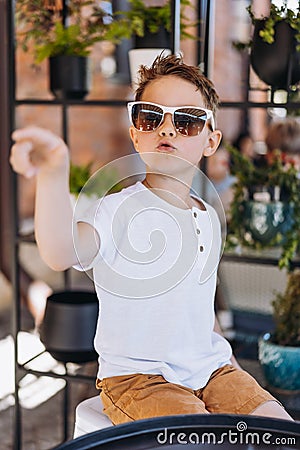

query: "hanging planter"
left=129, top=25, right=172, bottom=86
left=250, top=20, right=300, bottom=89
left=134, top=25, right=171, bottom=49
left=128, top=26, right=172, bottom=85
left=106, top=0, right=195, bottom=85
left=233, top=4, right=300, bottom=90
left=15, top=1, right=111, bottom=97
left=49, top=55, right=90, bottom=100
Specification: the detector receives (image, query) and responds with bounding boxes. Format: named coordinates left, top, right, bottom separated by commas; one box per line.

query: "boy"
left=10, top=54, right=292, bottom=423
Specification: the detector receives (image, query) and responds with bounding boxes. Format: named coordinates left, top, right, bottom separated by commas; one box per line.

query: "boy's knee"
left=250, top=400, right=294, bottom=421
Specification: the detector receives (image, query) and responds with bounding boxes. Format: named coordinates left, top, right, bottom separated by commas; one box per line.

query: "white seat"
left=73, top=395, right=114, bottom=438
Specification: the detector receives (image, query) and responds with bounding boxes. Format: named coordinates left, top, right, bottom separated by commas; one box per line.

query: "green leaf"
left=234, top=3, right=300, bottom=53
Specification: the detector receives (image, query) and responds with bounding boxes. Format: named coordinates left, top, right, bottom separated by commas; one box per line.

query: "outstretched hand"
left=10, top=126, right=69, bottom=178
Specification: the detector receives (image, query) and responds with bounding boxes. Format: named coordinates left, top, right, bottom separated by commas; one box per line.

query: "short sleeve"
left=72, top=196, right=112, bottom=271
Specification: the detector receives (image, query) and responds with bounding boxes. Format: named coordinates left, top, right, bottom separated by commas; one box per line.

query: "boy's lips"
left=156, top=140, right=176, bottom=152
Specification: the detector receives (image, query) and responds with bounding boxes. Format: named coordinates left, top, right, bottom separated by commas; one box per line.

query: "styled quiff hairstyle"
left=135, top=53, right=220, bottom=116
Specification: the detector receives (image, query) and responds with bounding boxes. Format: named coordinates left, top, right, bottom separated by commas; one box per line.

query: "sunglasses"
left=127, top=101, right=215, bottom=137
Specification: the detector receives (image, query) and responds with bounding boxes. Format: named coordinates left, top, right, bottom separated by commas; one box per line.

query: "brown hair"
left=265, top=119, right=300, bottom=155
left=134, top=53, right=220, bottom=116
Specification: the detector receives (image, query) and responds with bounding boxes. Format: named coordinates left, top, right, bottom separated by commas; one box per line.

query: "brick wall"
left=16, top=43, right=133, bottom=218
left=15, top=0, right=268, bottom=218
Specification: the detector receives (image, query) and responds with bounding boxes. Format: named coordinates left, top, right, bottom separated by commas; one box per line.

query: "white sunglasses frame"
left=127, top=101, right=215, bottom=136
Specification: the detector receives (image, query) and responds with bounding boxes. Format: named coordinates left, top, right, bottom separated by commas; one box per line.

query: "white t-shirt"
left=74, top=181, right=232, bottom=389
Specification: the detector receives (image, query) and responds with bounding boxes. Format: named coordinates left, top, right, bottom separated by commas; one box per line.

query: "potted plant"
left=105, top=0, right=196, bottom=85
left=233, top=3, right=300, bottom=90
left=107, top=0, right=195, bottom=47
left=226, top=145, right=300, bottom=271
left=258, top=269, right=300, bottom=391
left=69, top=162, right=124, bottom=216
left=69, top=162, right=94, bottom=197
left=40, top=290, right=99, bottom=363
left=15, top=0, right=111, bottom=98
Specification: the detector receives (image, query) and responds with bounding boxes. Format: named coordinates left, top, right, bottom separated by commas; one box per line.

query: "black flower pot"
left=49, top=55, right=90, bottom=100
left=134, top=26, right=171, bottom=49
left=40, top=290, right=98, bottom=363
left=250, top=20, right=300, bottom=89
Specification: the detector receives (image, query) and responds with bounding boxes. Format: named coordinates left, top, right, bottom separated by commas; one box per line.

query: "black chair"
left=54, top=414, right=299, bottom=449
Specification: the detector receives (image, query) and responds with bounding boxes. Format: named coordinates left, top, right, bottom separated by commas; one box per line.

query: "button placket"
left=192, top=208, right=204, bottom=253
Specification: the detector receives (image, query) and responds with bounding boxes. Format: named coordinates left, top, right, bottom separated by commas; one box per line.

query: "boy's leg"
left=197, top=365, right=292, bottom=419
left=250, top=401, right=293, bottom=420
left=97, top=374, right=209, bottom=425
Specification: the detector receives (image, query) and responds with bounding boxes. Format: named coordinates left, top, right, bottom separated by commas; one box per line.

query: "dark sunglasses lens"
left=131, top=104, right=163, bottom=131
left=175, top=108, right=207, bottom=136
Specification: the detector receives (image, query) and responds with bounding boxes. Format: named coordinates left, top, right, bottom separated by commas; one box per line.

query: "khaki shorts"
left=96, top=365, right=276, bottom=425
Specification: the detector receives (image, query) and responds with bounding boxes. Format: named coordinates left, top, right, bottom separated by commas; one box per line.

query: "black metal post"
left=62, top=0, right=68, bottom=26
left=61, top=79, right=71, bottom=441
left=112, top=0, right=132, bottom=84
left=63, top=364, right=70, bottom=441
left=170, top=0, right=181, bottom=54
left=197, top=0, right=211, bottom=76
left=0, top=0, right=19, bottom=449
left=62, top=102, right=71, bottom=290
left=197, top=0, right=204, bottom=67
left=0, top=3, right=17, bottom=300
left=203, top=0, right=211, bottom=77
left=241, top=46, right=251, bottom=133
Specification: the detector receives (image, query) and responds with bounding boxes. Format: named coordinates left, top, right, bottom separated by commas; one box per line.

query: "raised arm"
left=10, top=126, right=99, bottom=271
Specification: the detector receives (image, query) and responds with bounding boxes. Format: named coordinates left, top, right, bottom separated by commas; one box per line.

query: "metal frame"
left=5, top=0, right=300, bottom=449
left=222, top=252, right=300, bottom=268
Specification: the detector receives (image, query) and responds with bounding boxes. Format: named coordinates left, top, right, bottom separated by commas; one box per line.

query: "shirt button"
left=199, top=245, right=204, bottom=252
left=196, top=229, right=201, bottom=234
left=193, top=212, right=197, bottom=218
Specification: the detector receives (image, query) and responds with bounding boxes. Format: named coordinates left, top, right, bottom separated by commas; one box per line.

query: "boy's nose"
left=158, top=113, right=176, bottom=137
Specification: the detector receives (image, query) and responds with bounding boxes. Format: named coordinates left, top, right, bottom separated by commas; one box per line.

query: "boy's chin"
left=140, top=152, right=195, bottom=177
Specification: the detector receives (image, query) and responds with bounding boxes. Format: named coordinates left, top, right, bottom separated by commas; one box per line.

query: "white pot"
left=128, top=48, right=171, bottom=88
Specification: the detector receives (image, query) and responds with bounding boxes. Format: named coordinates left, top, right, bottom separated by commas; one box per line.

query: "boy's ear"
left=203, top=129, right=222, bottom=157
left=129, top=126, right=139, bottom=152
